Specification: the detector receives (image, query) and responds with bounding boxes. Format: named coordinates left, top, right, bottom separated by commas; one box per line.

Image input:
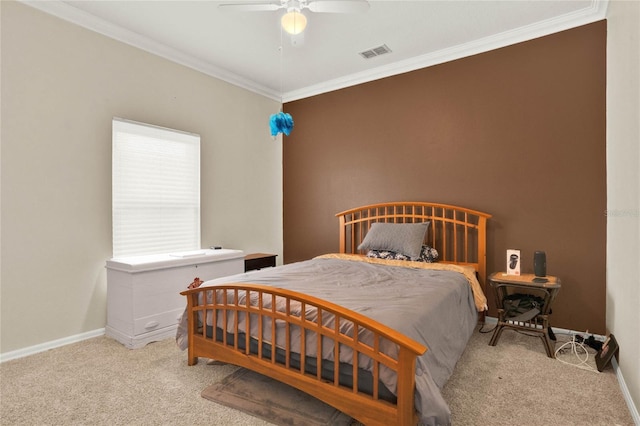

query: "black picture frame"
left=596, top=334, right=619, bottom=372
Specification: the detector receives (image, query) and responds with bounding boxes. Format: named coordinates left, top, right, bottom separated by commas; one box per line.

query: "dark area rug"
left=201, top=368, right=353, bottom=426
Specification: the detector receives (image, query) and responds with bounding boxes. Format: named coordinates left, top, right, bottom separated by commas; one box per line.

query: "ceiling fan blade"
left=306, top=0, right=370, bottom=13
left=218, top=1, right=284, bottom=12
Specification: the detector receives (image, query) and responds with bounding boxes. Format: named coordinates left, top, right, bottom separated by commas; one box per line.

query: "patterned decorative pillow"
left=366, top=245, right=439, bottom=263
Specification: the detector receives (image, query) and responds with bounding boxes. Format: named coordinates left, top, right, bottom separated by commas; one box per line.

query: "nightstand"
left=244, top=253, right=277, bottom=272
left=488, top=272, right=561, bottom=358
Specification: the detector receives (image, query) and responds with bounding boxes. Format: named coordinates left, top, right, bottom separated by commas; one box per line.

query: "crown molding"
left=19, top=0, right=282, bottom=102
left=283, top=0, right=609, bottom=102
left=21, top=0, right=607, bottom=104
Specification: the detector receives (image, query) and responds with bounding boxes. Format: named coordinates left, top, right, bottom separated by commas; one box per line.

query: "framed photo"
left=506, top=249, right=521, bottom=275
left=596, top=334, right=619, bottom=372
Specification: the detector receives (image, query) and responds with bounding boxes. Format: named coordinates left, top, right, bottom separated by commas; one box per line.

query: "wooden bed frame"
left=181, top=202, right=491, bottom=425
left=338, top=202, right=491, bottom=288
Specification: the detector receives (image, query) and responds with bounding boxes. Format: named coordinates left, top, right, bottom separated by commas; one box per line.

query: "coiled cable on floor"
left=554, top=334, right=598, bottom=372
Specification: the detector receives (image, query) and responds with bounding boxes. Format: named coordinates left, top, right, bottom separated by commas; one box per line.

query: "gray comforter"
left=178, top=255, right=481, bottom=426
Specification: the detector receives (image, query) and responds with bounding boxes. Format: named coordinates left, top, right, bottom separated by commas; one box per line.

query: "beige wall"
left=0, top=1, right=283, bottom=354
left=606, top=0, right=640, bottom=415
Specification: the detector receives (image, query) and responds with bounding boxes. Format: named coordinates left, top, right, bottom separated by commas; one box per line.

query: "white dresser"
left=106, top=249, right=244, bottom=349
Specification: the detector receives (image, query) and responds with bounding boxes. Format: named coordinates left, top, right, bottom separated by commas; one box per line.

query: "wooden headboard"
left=336, top=202, right=492, bottom=286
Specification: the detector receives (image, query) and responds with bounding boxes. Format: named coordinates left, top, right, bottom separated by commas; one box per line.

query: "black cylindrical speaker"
left=534, top=251, right=547, bottom=277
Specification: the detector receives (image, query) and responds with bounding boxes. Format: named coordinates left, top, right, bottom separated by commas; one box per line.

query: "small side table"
left=488, top=272, right=561, bottom=358
left=244, top=253, right=277, bottom=272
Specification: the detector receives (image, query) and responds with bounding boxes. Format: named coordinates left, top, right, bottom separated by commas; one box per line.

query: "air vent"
left=359, top=44, right=392, bottom=59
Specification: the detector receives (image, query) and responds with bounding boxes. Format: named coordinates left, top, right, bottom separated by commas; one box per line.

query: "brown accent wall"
left=283, top=22, right=607, bottom=334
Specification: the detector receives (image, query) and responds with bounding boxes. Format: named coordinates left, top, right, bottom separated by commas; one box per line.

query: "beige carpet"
left=441, top=327, right=634, bottom=426
left=202, top=368, right=353, bottom=425
left=0, top=326, right=634, bottom=425
left=197, top=327, right=634, bottom=426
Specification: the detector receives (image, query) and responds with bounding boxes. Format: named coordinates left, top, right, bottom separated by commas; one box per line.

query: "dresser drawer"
left=133, top=307, right=184, bottom=335
left=244, top=253, right=277, bottom=272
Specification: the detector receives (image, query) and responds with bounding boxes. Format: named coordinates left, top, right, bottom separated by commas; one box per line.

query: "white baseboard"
left=0, top=328, right=105, bottom=363
left=612, top=357, right=640, bottom=425
left=483, top=316, right=606, bottom=339
left=484, top=316, right=638, bottom=424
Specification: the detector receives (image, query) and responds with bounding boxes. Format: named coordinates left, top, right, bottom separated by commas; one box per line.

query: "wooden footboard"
left=181, top=284, right=427, bottom=426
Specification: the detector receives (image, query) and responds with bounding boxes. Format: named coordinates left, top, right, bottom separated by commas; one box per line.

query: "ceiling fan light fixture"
left=281, top=10, right=307, bottom=35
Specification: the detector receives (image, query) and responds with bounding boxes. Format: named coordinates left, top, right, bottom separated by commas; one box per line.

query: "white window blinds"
left=112, top=118, right=200, bottom=257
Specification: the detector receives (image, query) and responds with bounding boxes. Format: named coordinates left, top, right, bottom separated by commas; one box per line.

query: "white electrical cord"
left=554, top=334, right=599, bottom=372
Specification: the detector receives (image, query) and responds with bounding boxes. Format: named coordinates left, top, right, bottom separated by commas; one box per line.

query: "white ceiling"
left=23, top=1, right=608, bottom=102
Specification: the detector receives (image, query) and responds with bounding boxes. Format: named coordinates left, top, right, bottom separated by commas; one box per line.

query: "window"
left=112, top=118, right=200, bottom=257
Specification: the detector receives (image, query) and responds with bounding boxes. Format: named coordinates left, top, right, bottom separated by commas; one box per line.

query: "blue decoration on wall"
left=269, top=112, right=294, bottom=137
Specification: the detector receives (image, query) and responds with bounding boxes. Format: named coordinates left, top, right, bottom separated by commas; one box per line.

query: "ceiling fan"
left=219, top=0, right=370, bottom=34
